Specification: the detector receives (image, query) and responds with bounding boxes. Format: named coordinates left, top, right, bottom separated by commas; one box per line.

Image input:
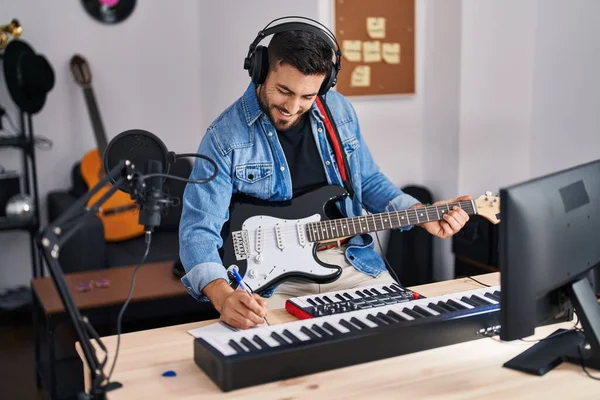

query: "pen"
left=230, top=267, right=270, bottom=326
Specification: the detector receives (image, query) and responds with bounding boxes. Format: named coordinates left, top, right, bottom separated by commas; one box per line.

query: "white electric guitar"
left=221, top=185, right=501, bottom=294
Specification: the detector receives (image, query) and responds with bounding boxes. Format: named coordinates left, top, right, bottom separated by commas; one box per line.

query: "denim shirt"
left=179, top=82, right=420, bottom=301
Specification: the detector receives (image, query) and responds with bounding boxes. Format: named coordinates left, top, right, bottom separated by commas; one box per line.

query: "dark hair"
left=267, top=30, right=332, bottom=76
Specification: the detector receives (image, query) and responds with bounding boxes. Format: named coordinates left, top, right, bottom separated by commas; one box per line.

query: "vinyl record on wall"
left=81, top=0, right=136, bottom=24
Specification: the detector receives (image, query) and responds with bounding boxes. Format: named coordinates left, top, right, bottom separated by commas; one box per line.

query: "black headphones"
left=243, top=16, right=342, bottom=96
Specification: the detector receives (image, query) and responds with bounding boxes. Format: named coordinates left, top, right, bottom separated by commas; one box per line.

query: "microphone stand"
left=38, top=159, right=137, bottom=400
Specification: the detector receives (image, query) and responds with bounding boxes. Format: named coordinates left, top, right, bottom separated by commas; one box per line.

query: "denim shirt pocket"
left=234, top=163, right=273, bottom=198
left=342, top=136, right=360, bottom=159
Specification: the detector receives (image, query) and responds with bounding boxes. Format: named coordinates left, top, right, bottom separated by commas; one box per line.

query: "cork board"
left=334, top=0, right=415, bottom=97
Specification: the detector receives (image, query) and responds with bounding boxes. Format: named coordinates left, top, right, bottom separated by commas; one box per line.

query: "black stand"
left=504, top=277, right=600, bottom=375
left=37, top=159, right=137, bottom=399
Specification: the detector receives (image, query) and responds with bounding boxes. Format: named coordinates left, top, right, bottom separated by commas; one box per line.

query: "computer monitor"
left=499, top=158, right=600, bottom=375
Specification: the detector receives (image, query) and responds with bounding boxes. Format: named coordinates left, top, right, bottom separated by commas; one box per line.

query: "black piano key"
left=355, top=290, right=366, bottom=298
left=228, top=339, right=246, bottom=353
left=493, top=290, right=501, bottom=298
left=306, top=298, right=317, bottom=306
left=282, top=329, right=301, bottom=343
left=437, top=301, right=458, bottom=312
left=387, top=310, right=408, bottom=321
left=339, top=318, right=361, bottom=331
left=350, top=317, right=369, bottom=329
left=335, top=294, right=346, bottom=302
left=403, top=307, right=424, bottom=319
left=428, top=302, right=449, bottom=314
left=367, top=313, right=388, bottom=326
left=322, top=295, right=334, bottom=304
left=461, top=296, right=482, bottom=308
left=253, top=335, right=270, bottom=349
left=447, top=299, right=468, bottom=310
left=271, top=331, right=289, bottom=346
left=382, top=285, right=394, bottom=294
left=472, top=294, right=493, bottom=306
left=391, top=284, right=403, bottom=292
left=376, top=312, right=397, bottom=324
left=314, top=297, right=326, bottom=305
left=312, top=324, right=332, bottom=337
left=485, top=292, right=501, bottom=302
left=240, top=337, right=259, bottom=352
left=300, top=326, right=320, bottom=340
left=413, top=305, right=434, bottom=317
left=362, top=289, right=374, bottom=296
left=343, top=292, right=354, bottom=300
left=322, top=322, right=342, bottom=335
left=371, top=288, right=382, bottom=295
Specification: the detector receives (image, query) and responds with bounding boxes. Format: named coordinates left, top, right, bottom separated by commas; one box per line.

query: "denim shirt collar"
left=241, top=82, right=326, bottom=127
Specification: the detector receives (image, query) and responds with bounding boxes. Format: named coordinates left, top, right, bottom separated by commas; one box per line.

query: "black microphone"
left=102, top=129, right=218, bottom=232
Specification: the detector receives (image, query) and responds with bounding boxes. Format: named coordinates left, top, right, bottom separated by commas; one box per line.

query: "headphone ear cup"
left=250, top=46, right=269, bottom=85
left=319, top=63, right=338, bottom=96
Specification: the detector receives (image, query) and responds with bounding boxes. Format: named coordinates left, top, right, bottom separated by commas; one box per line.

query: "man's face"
left=257, top=62, right=325, bottom=131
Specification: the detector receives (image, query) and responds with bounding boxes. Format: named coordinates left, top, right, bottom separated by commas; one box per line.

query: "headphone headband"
left=244, top=16, right=342, bottom=95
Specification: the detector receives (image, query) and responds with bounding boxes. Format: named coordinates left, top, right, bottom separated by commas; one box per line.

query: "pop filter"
left=103, top=129, right=171, bottom=193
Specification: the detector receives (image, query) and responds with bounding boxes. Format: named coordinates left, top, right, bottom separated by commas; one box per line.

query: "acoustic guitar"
left=222, top=185, right=501, bottom=294
left=69, top=55, right=144, bottom=241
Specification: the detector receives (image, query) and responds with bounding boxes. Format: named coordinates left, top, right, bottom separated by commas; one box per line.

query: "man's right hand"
left=203, top=279, right=268, bottom=330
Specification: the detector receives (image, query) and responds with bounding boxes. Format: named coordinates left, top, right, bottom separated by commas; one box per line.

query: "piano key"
left=322, top=322, right=343, bottom=336
left=385, top=310, right=407, bottom=321
left=371, top=288, right=383, bottom=295
left=312, top=324, right=332, bottom=337
left=412, top=305, right=435, bottom=317
left=253, top=335, right=270, bottom=349
left=343, top=292, right=354, bottom=300
left=350, top=316, right=369, bottom=329
left=382, top=285, right=394, bottom=294
left=300, top=326, right=320, bottom=340
left=437, top=301, right=458, bottom=312
left=367, top=313, right=388, bottom=326
left=391, top=284, right=403, bottom=292
left=403, top=307, right=424, bottom=319
left=271, top=331, right=289, bottom=346
left=485, top=292, right=500, bottom=302
left=240, top=337, right=259, bottom=352
left=447, top=299, right=469, bottom=310
left=314, top=297, right=326, bottom=305
left=493, top=290, right=501, bottom=298
left=376, top=312, right=397, bottom=324
left=472, top=294, right=494, bottom=306
left=335, top=294, right=346, bottom=302
left=428, top=302, right=449, bottom=314
left=339, top=318, right=361, bottom=332
left=306, top=298, right=317, bottom=306
left=282, top=329, right=301, bottom=343
left=460, top=296, right=482, bottom=308
left=228, top=339, right=246, bottom=354
left=322, top=295, right=334, bottom=304
left=355, top=290, right=366, bottom=298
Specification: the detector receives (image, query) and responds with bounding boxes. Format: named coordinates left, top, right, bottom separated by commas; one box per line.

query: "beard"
left=257, top=85, right=306, bottom=131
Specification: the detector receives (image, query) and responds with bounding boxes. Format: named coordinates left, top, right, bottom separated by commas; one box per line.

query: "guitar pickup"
left=232, top=231, right=250, bottom=261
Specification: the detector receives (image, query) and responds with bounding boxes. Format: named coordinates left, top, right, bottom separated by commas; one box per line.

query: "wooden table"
left=32, top=261, right=217, bottom=399
left=76, top=273, right=597, bottom=399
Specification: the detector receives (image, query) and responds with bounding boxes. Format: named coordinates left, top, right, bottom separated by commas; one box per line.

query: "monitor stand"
left=504, top=277, right=600, bottom=375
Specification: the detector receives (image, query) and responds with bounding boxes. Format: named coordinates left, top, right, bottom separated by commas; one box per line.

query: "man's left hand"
left=414, top=195, right=472, bottom=239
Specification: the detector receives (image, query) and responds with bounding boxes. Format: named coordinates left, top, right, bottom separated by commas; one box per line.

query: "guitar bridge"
left=232, top=230, right=250, bottom=261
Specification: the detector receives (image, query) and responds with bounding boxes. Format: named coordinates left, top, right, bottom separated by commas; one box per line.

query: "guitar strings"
left=238, top=202, right=475, bottom=248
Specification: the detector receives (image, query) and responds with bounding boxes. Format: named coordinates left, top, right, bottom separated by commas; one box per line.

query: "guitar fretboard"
left=306, top=200, right=476, bottom=243
left=83, top=87, right=108, bottom=155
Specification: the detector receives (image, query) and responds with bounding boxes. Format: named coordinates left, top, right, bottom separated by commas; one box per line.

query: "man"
left=179, top=23, right=470, bottom=330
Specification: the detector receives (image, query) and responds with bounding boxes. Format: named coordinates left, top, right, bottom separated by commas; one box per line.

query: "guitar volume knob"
left=248, top=269, right=257, bottom=279
left=254, top=254, right=263, bottom=263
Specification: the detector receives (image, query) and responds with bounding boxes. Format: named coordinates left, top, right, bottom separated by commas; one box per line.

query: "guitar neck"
left=306, top=200, right=477, bottom=243
left=82, top=87, right=108, bottom=154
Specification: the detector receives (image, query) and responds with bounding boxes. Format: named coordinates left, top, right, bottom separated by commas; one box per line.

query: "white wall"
left=529, top=0, right=600, bottom=177
left=0, top=1, right=203, bottom=290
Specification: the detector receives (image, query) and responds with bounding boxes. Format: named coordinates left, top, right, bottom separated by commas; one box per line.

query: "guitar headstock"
left=70, top=54, right=92, bottom=88
left=475, top=191, right=501, bottom=224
